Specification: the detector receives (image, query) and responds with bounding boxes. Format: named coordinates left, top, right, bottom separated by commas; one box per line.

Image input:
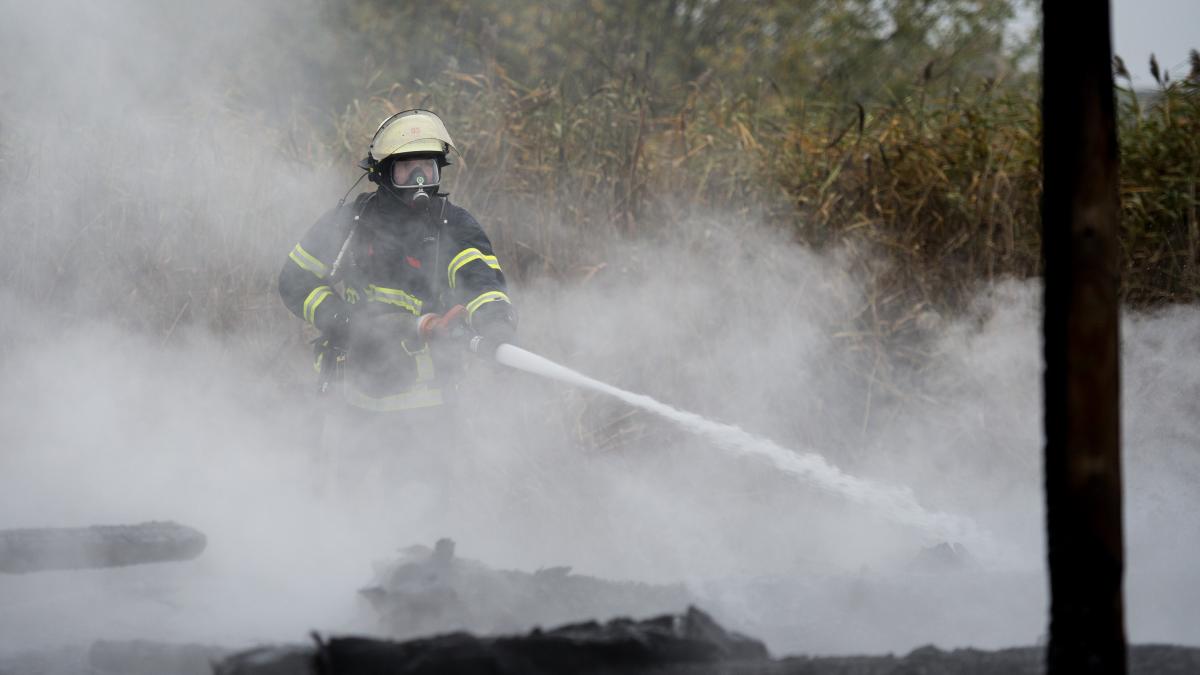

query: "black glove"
left=469, top=300, right=517, bottom=345
left=321, top=310, right=353, bottom=350
left=463, top=301, right=515, bottom=361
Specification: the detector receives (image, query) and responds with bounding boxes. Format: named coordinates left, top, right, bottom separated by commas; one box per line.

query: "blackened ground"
left=359, top=538, right=693, bottom=640
left=217, top=607, right=1200, bottom=675
left=4, top=615, right=1198, bottom=675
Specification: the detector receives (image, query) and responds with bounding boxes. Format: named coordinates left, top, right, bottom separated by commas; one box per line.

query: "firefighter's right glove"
left=469, top=300, right=517, bottom=345
left=465, top=302, right=517, bottom=359
left=418, top=304, right=467, bottom=343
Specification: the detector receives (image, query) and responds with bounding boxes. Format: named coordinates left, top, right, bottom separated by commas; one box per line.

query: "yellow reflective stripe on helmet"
left=448, top=248, right=501, bottom=289
left=303, top=286, right=333, bottom=324
left=344, top=384, right=444, bottom=411
left=289, top=244, right=329, bottom=279
left=365, top=285, right=423, bottom=315
left=465, top=290, right=510, bottom=319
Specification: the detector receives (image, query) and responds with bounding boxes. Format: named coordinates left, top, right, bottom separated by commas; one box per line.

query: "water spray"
left=479, top=341, right=996, bottom=555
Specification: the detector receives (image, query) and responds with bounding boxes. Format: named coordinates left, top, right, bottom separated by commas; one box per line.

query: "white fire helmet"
left=361, top=110, right=458, bottom=205
left=367, top=109, right=455, bottom=165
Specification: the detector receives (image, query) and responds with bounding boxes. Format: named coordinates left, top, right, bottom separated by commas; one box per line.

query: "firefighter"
left=278, top=110, right=516, bottom=488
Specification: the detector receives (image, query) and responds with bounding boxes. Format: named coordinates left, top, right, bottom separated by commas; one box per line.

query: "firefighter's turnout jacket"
left=279, top=191, right=512, bottom=412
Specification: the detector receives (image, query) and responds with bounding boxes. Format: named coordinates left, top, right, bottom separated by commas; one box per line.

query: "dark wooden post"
left=1042, top=2, right=1126, bottom=674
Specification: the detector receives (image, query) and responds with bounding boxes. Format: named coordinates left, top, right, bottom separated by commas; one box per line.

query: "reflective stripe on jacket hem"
left=341, top=348, right=439, bottom=411
left=343, top=384, right=444, bottom=411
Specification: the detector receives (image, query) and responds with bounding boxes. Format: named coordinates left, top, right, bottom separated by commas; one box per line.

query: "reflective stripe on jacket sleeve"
left=447, top=247, right=501, bottom=289
left=288, top=244, right=330, bottom=279
left=303, top=286, right=333, bottom=324
left=465, top=290, right=510, bottom=320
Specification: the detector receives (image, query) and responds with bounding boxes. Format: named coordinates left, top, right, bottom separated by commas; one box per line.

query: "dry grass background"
left=0, top=1, right=1196, bottom=448
left=319, top=58, right=1199, bottom=388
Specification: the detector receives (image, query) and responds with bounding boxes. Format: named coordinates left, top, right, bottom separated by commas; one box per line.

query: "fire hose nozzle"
left=468, top=335, right=505, bottom=360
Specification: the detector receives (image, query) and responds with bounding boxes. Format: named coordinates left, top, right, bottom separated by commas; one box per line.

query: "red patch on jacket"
left=367, top=244, right=375, bottom=257
left=406, top=255, right=422, bottom=269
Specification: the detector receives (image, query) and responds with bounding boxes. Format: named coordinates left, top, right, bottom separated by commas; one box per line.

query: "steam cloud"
left=2, top=0, right=1198, bottom=659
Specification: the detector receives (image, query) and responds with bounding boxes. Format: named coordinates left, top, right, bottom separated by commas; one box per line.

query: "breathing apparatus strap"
left=328, top=192, right=374, bottom=284
left=426, top=196, right=449, bottom=308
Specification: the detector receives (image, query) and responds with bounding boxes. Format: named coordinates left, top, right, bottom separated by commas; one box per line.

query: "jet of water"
left=493, top=343, right=997, bottom=555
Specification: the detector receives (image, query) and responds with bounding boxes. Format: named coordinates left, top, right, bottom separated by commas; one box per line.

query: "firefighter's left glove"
left=321, top=310, right=353, bottom=350
left=418, top=304, right=467, bottom=343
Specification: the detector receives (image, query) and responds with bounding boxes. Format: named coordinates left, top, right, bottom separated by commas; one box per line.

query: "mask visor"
left=390, top=157, right=440, bottom=189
